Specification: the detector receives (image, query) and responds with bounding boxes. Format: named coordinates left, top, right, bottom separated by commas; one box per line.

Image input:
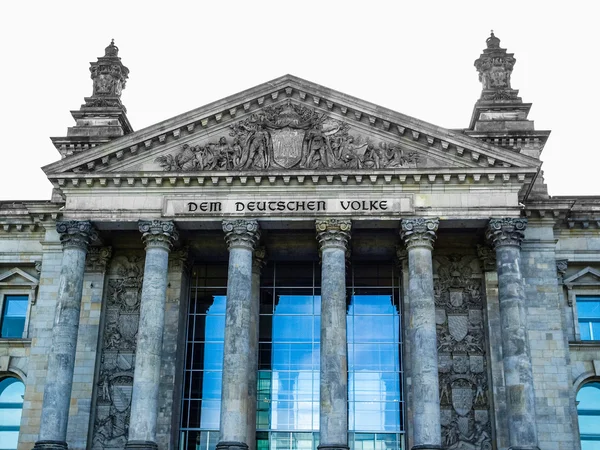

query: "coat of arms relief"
left=434, top=254, right=492, bottom=450
left=155, top=100, right=419, bottom=172
left=92, top=254, right=144, bottom=450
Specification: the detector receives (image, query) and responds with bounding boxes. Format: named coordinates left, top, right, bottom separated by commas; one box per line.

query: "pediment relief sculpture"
left=154, top=101, right=419, bottom=172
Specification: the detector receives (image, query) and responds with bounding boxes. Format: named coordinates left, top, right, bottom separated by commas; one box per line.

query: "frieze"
left=155, top=101, right=419, bottom=172
left=435, top=252, right=492, bottom=450
left=92, top=253, right=144, bottom=450
left=164, top=196, right=412, bottom=217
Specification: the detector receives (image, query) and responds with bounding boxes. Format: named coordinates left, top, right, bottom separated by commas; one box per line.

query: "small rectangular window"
left=577, top=296, right=600, bottom=341
left=0, top=295, right=28, bottom=338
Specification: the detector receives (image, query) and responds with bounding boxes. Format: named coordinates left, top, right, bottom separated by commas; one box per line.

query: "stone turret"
left=465, top=31, right=551, bottom=200
left=51, top=40, right=133, bottom=158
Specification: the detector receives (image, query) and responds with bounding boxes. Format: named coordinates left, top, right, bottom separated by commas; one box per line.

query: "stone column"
left=486, top=218, right=539, bottom=450
left=125, top=220, right=179, bottom=450
left=34, top=221, right=97, bottom=450
left=315, top=218, right=351, bottom=450
left=247, top=247, right=265, bottom=450
left=400, top=218, right=442, bottom=450
left=217, top=219, right=261, bottom=450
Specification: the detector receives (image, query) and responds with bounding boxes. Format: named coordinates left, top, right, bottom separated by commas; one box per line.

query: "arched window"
left=0, top=376, right=25, bottom=450
left=577, top=381, right=600, bottom=449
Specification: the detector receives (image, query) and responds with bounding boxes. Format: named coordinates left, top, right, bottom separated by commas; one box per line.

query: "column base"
left=216, top=441, right=249, bottom=450
left=412, top=446, right=444, bottom=450
left=33, top=441, right=68, bottom=450
left=318, top=445, right=349, bottom=450
left=124, top=440, right=158, bottom=450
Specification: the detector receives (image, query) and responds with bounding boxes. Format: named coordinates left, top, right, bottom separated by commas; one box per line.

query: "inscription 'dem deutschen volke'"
left=163, top=196, right=413, bottom=217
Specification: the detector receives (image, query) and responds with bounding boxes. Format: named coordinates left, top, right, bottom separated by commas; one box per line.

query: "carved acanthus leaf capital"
left=139, top=220, right=179, bottom=251
left=486, top=218, right=527, bottom=249
left=56, top=220, right=98, bottom=251
left=86, top=246, right=113, bottom=272
left=400, top=218, right=439, bottom=250
left=315, top=219, right=351, bottom=251
left=223, top=219, right=260, bottom=251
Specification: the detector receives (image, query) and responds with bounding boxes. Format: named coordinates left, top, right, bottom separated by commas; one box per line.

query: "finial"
left=105, top=39, right=119, bottom=57
left=486, top=31, right=500, bottom=49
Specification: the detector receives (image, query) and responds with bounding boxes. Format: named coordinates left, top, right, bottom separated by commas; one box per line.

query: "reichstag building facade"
left=1, top=34, right=599, bottom=450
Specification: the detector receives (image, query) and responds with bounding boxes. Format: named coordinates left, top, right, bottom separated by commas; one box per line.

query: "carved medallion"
left=271, top=127, right=305, bottom=168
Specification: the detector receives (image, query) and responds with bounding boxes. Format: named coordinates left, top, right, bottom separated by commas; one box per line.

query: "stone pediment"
left=564, top=267, right=600, bottom=287
left=43, top=75, right=540, bottom=181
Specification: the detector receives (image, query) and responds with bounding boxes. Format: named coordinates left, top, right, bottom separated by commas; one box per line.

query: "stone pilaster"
left=486, top=218, right=540, bottom=450
left=217, top=220, right=261, bottom=450
left=125, top=220, right=179, bottom=450
left=247, top=247, right=266, bottom=450
left=400, top=218, right=442, bottom=450
left=34, top=221, right=97, bottom=450
left=315, top=218, right=351, bottom=450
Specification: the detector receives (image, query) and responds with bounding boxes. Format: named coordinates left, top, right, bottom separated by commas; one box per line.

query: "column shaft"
left=35, top=221, right=96, bottom=450
left=316, top=219, right=351, bottom=450
left=126, top=220, right=178, bottom=450
left=487, top=218, right=539, bottom=450
left=400, top=218, right=442, bottom=450
left=247, top=248, right=265, bottom=450
left=218, top=220, right=260, bottom=450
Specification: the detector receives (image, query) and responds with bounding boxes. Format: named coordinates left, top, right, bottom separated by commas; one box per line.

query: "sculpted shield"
left=270, top=127, right=305, bottom=168
left=451, top=385, right=474, bottom=417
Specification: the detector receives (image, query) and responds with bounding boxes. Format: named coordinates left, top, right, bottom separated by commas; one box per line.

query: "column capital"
left=400, top=218, right=439, bottom=250
left=252, top=246, right=267, bottom=274
left=476, top=244, right=496, bottom=272
left=56, top=220, right=97, bottom=251
left=223, top=219, right=260, bottom=251
left=139, top=220, right=179, bottom=251
left=486, top=217, right=527, bottom=249
left=315, top=218, right=351, bottom=252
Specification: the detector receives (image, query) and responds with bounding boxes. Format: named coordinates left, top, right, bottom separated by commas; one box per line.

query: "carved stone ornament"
left=56, top=220, right=98, bottom=251
left=169, top=246, right=190, bottom=271
left=138, top=220, right=179, bottom=251
left=85, top=39, right=129, bottom=111
left=485, top=218, right=527, bottom=249
left=400, top=218, right=439, bottom=250
left=435, top=253, right=492, bottom=450
left=253, top=246, right=267, bottom=274
left=92, top=253, right=144, bottom=450
left=222, top=219, right=260, bottom=251
left=474, top=32, right=519, bottom=101
left=556, top=259, right=568, bottom=277
left=86, top=247, right=113, bottom=272
left=315, top=218, right=352, bottom=251
left=476, top=245, right=496, bottom=272
left=155, top=100, right=419, bottom=172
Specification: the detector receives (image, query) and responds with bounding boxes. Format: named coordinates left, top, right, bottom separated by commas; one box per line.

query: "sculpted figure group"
left=156, top=101, right=419, bottom=172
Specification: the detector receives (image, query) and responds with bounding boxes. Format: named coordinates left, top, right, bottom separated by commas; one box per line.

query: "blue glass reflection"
left=348, top=295, right=401, bottom=433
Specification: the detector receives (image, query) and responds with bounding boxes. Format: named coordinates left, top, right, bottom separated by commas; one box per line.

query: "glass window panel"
left=273, top=316, right=314, bottom=342
left=350, top=344, right=399, bottom=371
left=581, top=441, right=600, bottom=450
left=272, top=432, right=292, bottom=450
left=4, top=296, right=28, bottom=316
left=351, top=316, right=396, bottom=343
left=578, top=383, right=600, bottom=410
left=577, top=299, right=600, bottom=318
left=276, top=295, right=315, bottom=315
left=202, top=343, right=224, bottom=370
left=349, top=295, right=396, bottom=315
left=273, top=344, right=314, bottom=371
left=592, top=322, right=600, bottom=341
left=578, top=415, right=600, bottom=435
left=580, top=322, right=592, bottom=341
left=199, top=400, right=221, bottom=429
left=0, top=431, right=19, bottom=450
left=292, top=432, right=315, bottom=450
left=203, top=316, right=225, bottom=341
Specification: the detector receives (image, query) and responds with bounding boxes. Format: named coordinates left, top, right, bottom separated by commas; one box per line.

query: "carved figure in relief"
left=153, top=101, right=421, bottom=172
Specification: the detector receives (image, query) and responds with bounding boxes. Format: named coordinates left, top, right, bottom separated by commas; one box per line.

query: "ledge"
left=569, top=340, right=600, bottom=348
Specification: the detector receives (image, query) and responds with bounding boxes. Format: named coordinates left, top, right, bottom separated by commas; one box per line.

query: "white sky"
left=0, top=1, right=597, bottom=200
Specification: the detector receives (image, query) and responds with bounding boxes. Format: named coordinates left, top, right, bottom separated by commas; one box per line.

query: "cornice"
left=43, top=75, right=541, bottom=176
left=0, top=201, right=63, bottom=233
left=48, top=166, right=536, bottom=191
